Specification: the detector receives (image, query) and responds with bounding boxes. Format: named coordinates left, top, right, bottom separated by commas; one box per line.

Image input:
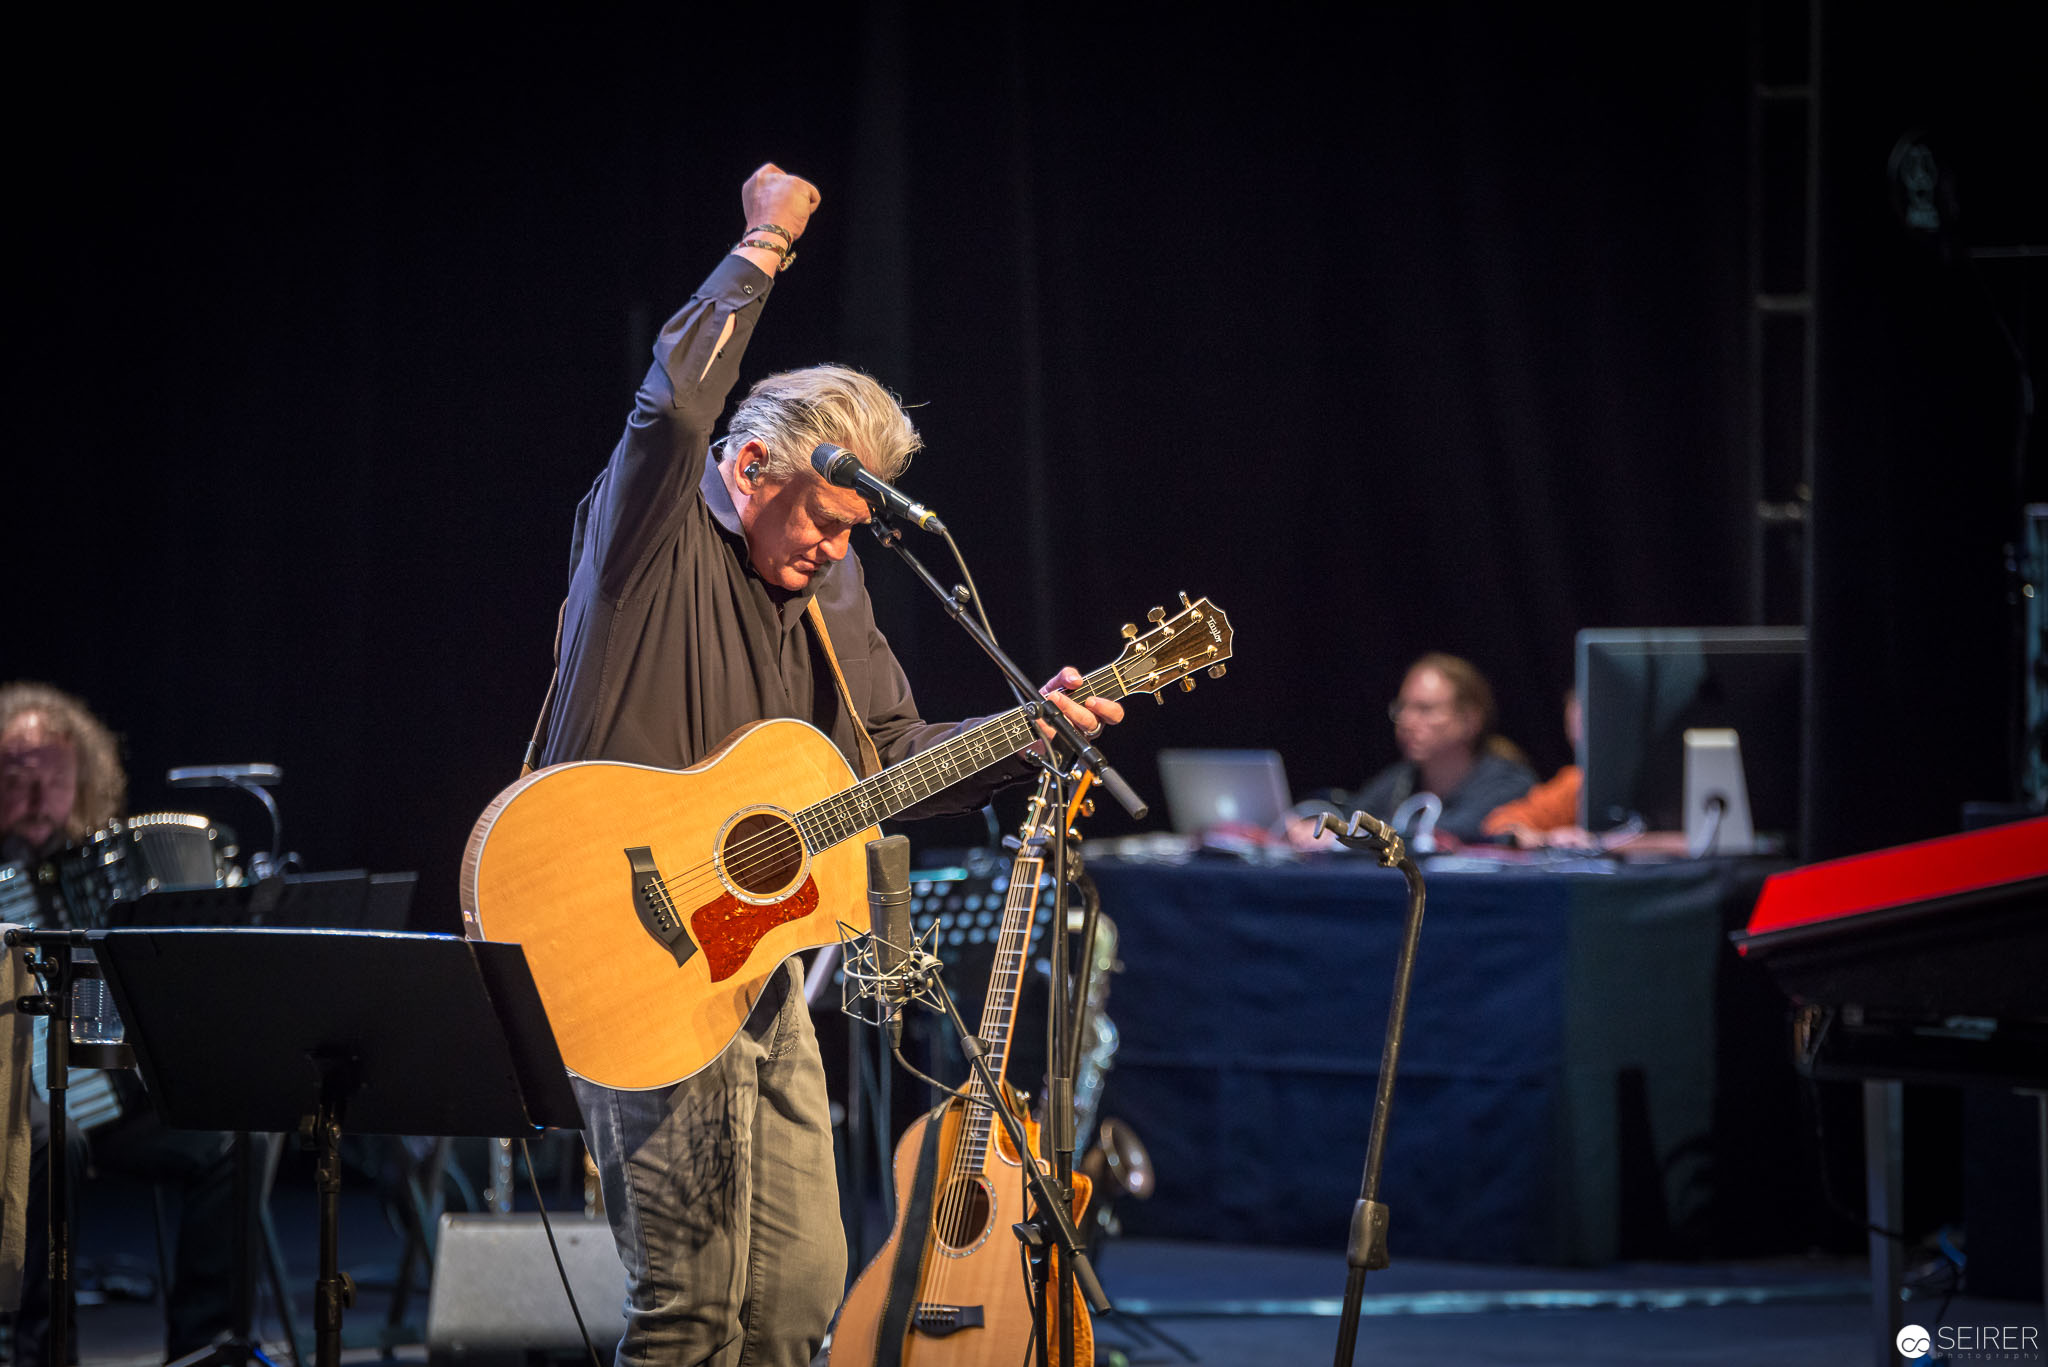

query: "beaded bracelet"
left=747, top=222, right=795, bottom=247
left=736, top=237, right=797, bottom=270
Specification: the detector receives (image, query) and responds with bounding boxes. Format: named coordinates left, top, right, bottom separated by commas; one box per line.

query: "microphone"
left=811, top=444, right=947, bottom=533
left=865, top=834, right=915, bottom=1046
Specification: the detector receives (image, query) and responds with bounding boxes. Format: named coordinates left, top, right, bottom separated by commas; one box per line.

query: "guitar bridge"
left=624, top=847, right=697, bottom=968
left=909, top=1303, right=984, bottom=1337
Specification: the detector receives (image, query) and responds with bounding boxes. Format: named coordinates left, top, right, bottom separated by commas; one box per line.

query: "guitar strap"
left=519, top=596, right=881, bottom=780
left=519, top=600, right=569, bottom=778
left=805, top=597, right=882, bottom=780
left=874, top=1103, right=948, bottom=1367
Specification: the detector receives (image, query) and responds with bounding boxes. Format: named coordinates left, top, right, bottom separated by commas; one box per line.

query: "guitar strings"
left=633, top=664, right=1130, bottom=914
left=519, top=655, right=1155, bottom=941
left=929, top=876, right=1009, bottom=1300
left=683, top=657, right=1127, bottom=899
left=928, top=843, right=1042, bottom=1308
left=640, top=701, right=1048, bottom=906
left=630, top=733, right=1070, bottom=990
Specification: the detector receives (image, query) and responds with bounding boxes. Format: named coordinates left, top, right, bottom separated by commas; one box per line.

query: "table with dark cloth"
left=1084, top=855, right=1784, bottom=1265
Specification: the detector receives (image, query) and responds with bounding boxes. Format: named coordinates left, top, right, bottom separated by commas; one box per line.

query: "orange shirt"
left=1481, top=765, right=1582, bottom=835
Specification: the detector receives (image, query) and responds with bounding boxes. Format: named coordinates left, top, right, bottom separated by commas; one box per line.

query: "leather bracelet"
left=747, top=222, right=795, bottom=247
left=736, top=237, right=797, bottom=270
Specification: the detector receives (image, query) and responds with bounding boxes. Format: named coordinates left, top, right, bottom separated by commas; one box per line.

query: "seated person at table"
left=1297, top=653, right=1535, bottom=847
left=1483, top=687, right=1586, bottom=848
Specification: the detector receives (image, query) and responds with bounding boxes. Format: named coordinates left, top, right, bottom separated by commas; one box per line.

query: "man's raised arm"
left=581, top=164, right=821, bottom=597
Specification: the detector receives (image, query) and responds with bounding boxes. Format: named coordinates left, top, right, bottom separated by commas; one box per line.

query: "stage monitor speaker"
left=426, top=1213, right=626, bottom=1366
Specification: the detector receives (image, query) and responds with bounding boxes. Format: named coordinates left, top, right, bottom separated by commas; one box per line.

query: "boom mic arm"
left=166, top=763, right=285, bottom=872
left=166, top=764, right=283, bottom=788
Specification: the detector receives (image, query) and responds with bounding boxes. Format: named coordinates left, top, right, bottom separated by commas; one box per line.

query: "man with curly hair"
left=1, top=682, right=238, bottom=1366
left=0, top=682, right=126, bottom=870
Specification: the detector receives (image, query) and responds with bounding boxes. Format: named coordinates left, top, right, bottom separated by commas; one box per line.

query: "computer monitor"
left=1576, top=627, right=1805, bottom=850
left=1157, top=749, right=1292, bottom=835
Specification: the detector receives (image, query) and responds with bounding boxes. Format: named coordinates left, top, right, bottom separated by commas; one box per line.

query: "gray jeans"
left=573, top=960, right=846, bottom=1367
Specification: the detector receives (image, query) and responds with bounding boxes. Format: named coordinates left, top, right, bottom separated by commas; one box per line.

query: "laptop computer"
left=1157, top=749, right=1292, bottom=835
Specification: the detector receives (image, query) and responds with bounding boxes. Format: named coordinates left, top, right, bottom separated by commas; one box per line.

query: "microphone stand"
left=866, top=514, right=1131, bottom=1365
left=1040, top=761, right=1091, bottom=1367
left=1313, top=812, right=1429, bottom=1367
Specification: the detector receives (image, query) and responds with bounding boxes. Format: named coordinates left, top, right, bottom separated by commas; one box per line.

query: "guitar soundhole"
left=719, top=811, right=804, bottom=898
left=933, top=1177, right=994, bottom=1254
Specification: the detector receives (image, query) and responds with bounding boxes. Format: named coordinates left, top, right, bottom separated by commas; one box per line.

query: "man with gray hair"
left=539, top=164, right=1122, bottom=1365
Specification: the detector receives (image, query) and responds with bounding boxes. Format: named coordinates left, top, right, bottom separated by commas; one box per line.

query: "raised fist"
left=741, top=163, right=820, bottom=242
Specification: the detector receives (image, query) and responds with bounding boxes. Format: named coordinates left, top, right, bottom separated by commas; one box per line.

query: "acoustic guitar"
left=460, top=594, right=1232, bottom=1090
left=830, top=770, right=1097, bottom=1367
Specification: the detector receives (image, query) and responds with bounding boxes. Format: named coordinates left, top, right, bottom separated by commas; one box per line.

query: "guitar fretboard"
left=793, top=665, right=1122, bottom=852
left=952, top=835, right=1047, bottom=1174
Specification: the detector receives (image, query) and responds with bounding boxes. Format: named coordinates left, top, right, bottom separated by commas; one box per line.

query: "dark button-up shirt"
left=542, top=253, right=1026, bottom=814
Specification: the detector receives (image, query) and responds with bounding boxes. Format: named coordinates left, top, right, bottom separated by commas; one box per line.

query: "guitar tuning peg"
left=1081, top=799, right=1095, bottom=817
left=1178, top=590, right=1193, bottom=608
left=1179, top=678, right=1197, bottom=693
left=1146, top=606, right=1166, bottom=624
left=1207, top=664, right=1227, bottom=679
left=1152, top=692, right=1166, bottom=705
left=1119, top=623, right=1138, bottom=640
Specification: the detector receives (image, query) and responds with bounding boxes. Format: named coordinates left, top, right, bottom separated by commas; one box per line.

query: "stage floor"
left=36, top=1177, right=2042, bottom=1366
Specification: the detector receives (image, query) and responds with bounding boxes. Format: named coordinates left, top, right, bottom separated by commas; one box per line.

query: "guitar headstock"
left=1110, top=593, right=1233, bottom=701
left=1017, top=768, right=1096, bottom=852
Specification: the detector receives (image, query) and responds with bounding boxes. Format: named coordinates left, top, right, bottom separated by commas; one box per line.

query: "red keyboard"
left=1742, top=814, right=2048, bottom=945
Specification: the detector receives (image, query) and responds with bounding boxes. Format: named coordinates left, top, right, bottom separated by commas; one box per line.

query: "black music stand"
left=106, top=872, right=411, bottom=931
left=87, top=929, right=582, bottom=1367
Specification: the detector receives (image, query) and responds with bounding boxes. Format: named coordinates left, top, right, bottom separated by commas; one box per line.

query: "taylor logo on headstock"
left=1113, top=592, right=1231, bottom=703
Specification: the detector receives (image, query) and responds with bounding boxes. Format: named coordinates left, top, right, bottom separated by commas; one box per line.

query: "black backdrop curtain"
left=8, top=4, right=2036, bottom=917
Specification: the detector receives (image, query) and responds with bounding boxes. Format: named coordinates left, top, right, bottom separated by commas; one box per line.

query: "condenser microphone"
left=811, top=444, right=947, bottom=533
left=866, top=834, right=915, bottom=1046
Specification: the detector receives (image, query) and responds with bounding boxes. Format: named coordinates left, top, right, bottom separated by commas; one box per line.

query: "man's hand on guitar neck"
left=1032, top=666, right=1124, bottom=753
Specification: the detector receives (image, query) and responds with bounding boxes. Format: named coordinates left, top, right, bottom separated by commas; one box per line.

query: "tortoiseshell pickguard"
left=689, top=877, right=820, bottom=982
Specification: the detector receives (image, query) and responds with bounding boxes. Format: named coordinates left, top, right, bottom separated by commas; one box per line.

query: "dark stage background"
left=9, top=4, right=2043, bottom=920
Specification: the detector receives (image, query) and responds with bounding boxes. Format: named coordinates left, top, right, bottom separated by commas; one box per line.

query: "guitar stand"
left=1312, top=812, right=1429, bottom=1367
left=902, top=952, right=1111, bottom=1362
